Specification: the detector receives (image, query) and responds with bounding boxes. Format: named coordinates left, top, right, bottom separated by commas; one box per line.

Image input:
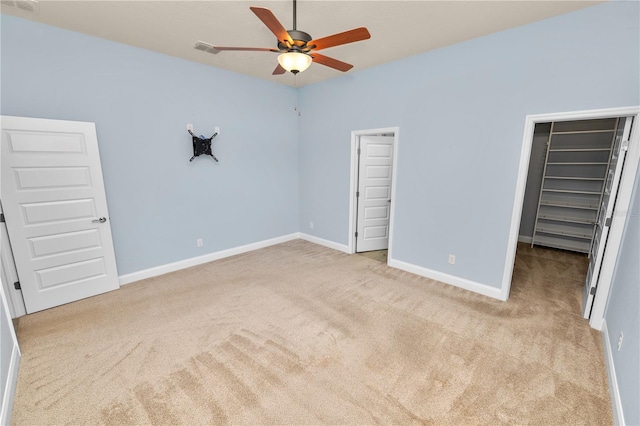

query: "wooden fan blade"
left=308, top=27, right=370, bottom=51
left=213, top=46, right=279, bottom=52
left=310, top=53, right=353, bottom=72
left=250, top=7, right=294, bottom=46
left=273, top=64, right=286, bottom=75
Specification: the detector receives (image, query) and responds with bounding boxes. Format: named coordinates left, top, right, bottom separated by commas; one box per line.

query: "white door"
left=582, top=117, right=633, bottom=318
left=1, top=116, right=119, bottom=314
left=356, top=135, right=394, bottom=252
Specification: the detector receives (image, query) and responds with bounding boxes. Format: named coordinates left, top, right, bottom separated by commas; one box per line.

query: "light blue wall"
left=298, top=1, right=640, bottom=287
left=605, top=164, right=640, bottom=426
left=1, top=15, right=299, bottom=275
left=1, top=3, right=639, bottom=423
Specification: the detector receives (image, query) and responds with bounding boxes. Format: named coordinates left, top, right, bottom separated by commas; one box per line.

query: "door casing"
left=504, top=106, right=640, bottom=330
left=582, top=117, right=632, bottom=319
left=0, top=201, right=26, bottom=318
left=348, top=127, right=400, bottom=259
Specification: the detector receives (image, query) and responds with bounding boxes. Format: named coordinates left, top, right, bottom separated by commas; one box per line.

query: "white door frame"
left=348, top=127, right=400, bottom=260
left=502, top=106, right=640, bottom=330
left=0, top=279, right=21, bottom=425
left=0, top=202, right=26, bottom=318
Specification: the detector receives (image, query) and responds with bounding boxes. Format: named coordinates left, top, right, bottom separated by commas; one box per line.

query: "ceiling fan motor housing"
left=279, top=30, right=312, bottom=51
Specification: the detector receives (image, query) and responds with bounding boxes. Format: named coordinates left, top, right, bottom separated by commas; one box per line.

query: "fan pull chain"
left=294, top=74, right=301, bottom=117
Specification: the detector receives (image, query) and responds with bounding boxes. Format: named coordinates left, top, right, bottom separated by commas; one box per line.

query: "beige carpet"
left=11, top=240, right=612, bottom=425
left=357, top=249, right=388, bottom=263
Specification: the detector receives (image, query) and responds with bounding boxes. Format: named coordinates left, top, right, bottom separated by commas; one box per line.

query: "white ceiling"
left=1, top=0, right=604, bottom=87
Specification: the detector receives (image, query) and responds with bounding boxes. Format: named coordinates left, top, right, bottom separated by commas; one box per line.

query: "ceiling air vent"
left=194, top=41, right=219, bottom=55
left=1, top=0, right=39, bottom=13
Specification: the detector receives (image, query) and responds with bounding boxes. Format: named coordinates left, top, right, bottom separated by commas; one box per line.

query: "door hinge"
left=605, top=217, right=612, bottom=227
left=355, top=231, right=358, bottom=238
left=356, top=191, right=360, bottom=198
left=14, top=281, right=21, bottom=290
left=589, top=286, right=597, bottom=296
left=621, top=139, right=629, bottom=152
left=0, top=213, right=4, bottom=223
left=357, top=148, right=361, bottom=155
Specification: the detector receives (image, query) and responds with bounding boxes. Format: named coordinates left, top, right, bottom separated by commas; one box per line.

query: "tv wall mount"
left=188, top=129, right=219, bottom=162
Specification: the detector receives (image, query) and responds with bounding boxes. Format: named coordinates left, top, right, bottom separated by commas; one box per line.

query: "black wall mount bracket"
left=188, top=129, right=218, bottom=162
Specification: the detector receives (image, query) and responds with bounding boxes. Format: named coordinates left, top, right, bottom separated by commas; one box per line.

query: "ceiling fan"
left=195, top=0, right=371, bottom=75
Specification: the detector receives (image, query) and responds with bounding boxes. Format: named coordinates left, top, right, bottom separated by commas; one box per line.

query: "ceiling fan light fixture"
left=277, top=52, right=312, bottom=74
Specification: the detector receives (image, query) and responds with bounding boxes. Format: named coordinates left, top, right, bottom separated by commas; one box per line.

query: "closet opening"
left=512, top=115, right=634, bottom=322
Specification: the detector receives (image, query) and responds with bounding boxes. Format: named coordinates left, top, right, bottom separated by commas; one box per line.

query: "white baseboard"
left=298, top=233, right=350, bottom=253
left=602, top=320, right=625, bottom=425
left=518, top=235, right=533, bottom=244
left=1, top=346, right=20, bottom=426
left=119, top=233, right=300, bottom=285
left=388, top=258, right=505, bottom=301
left=118, top=233, right=499, bottom=303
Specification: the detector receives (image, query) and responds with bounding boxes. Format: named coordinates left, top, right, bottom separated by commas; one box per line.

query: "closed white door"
left=582, top=117, right=633, bottom=318
left=356, top=136, right=394, bottom=252
left=1, top=116, right=119, bottom=314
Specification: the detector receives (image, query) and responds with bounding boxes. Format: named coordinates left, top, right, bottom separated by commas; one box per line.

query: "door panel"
left=582, top=117, right=632, bottom=318
left=363, top=225, right=388, bottom=239
left=365, top=186, right=390, bottom=199
left=356, top=135, right=393, bottom=252
left=8, top=132, right=86, bottom=153
left=22, top=199, right=97, bottom=224
left=1, top=116, right=119, bottom=313
left=29, top=229, right=101, bottom=258
left=36, top=258, right=106, bottom=289
left=14, top=166, right=92, bottom=189
left=366, top=165, right=391, bottom=178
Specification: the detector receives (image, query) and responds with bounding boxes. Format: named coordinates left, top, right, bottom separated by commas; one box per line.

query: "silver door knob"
left=92, top=217, right=107, bottom=223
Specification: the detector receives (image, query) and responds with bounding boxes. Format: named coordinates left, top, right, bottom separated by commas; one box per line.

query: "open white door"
left=1, top=116, right=119, bottom=314
left=356, top=136, right=394, bottom=252
left=582, top=117, right=633, bottom=318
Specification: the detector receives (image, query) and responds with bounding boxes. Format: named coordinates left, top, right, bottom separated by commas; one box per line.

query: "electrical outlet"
left=448, top=254, right=456, bottom=265
left=215, top=126, right=220, bottom=135
left=197, top=238, right=203, bottom=248
left=617, top=332, right=624, bottom=351
left=187, top=123, right=193, bottom=132
left=310, top=221, right=314, bottom=229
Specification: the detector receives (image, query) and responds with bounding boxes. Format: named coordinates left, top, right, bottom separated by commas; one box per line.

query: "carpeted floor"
left=357, top=249, right=388, bottom=263
left=11, top=240, right=612, bottom=425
